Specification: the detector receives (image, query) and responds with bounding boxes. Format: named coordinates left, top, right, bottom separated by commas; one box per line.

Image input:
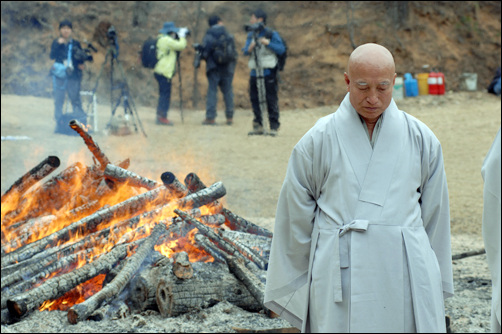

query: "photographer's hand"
left=178, top=28, right=189, bottom=38
left=259, top=37, right=270, bottom=46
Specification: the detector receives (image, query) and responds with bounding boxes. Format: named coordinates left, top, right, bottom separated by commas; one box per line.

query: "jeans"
left=154, top=73, right=172, bottom=118
left=52, top=76, right=83, bottom=121
left=249, top=72, right=280, bottom=130
left=206, top=69, right=234, bottom=120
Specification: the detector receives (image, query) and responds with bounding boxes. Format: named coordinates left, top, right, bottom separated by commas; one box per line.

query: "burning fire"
left=1, top=148, right=221, bottom=312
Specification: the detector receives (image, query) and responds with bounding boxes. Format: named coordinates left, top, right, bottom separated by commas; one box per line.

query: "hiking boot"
left=248, top=125, right=264, bottom=136
left=226, top=118, right=233, bottom=125
left=202, top=119, right=216, bottom=125
left=156, top=116, right=173, bottom=126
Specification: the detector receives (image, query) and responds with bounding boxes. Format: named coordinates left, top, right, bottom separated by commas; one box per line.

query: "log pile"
left=1, top=120, right=273, bottom=325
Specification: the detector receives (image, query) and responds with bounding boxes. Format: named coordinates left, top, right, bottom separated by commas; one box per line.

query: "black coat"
left=50, top=38, right=84, bottom=79
left=201, top=25, right=236, bottom=74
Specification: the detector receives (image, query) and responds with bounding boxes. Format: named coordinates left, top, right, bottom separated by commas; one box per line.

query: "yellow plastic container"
left=416, top=73, right=429, bottom=95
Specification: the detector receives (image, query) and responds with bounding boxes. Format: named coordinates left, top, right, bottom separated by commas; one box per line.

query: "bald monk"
left=264, top=43, right=453, bottom=333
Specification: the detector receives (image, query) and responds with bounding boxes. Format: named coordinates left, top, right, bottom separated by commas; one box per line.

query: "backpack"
left=264, top=28, right=287, bottom=71
left=211, top=32, right=236, bottom=65
left=141, top=38, right=158, bottom=69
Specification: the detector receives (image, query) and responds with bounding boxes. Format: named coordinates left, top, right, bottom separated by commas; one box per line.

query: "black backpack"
left=211, top=32, right=236, bottom=65
left=264, top=28, right=287, bottom=71
left=141, top=38, right=158, bottom=69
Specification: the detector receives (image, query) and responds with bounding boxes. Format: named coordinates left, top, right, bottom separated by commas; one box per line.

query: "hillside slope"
left=1, top=1, right=501, bottom=110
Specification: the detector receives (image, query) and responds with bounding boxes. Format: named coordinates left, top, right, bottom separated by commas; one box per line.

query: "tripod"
left=89, top=41, right=147, bottom=137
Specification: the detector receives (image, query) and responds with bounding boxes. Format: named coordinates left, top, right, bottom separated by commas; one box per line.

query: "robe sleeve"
left=264, top=140, right=317, bottom=308
left=419, top=134, right=454, bottom=298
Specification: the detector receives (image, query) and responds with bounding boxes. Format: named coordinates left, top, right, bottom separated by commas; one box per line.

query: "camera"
left=73, top=42, right=97, bottom=63
left=244, top=22, right=265, bottom=33
left=107, top=26, right=117, bottom=43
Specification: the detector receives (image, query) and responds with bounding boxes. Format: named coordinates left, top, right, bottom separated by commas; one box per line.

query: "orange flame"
left=3, top=148, right=221, bottom=311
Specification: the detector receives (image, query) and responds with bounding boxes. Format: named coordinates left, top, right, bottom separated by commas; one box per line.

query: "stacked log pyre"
left=1, top=120, right=273, bottom=325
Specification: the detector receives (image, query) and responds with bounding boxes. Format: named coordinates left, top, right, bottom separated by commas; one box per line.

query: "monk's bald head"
left=347, top=43, right=395, bottom=76
left=344, top=43, right=396, bottom=124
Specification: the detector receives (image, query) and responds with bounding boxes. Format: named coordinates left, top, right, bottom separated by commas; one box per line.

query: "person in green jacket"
left=154, top=22, right=188, bottom=126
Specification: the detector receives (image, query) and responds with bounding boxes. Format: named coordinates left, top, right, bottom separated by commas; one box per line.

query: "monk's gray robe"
left=482, top=128, right=501, bottom=333
left=264, top=93, right=454, bottom=333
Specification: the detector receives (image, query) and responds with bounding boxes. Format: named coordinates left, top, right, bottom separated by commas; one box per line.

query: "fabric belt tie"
left=333, top=219, right=369, bottom=302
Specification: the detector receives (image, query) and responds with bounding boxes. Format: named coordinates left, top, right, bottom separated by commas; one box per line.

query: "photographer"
left=49, top=19, right=87, bottom=134
left=242, top=9, right=285, bottom=136
left=154, top=21, right=188, bottom=126
left=198, top=15, right=237, bottom=126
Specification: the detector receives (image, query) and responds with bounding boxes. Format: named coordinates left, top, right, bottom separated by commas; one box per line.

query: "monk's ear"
left=344, top=73, right=350, bottom=91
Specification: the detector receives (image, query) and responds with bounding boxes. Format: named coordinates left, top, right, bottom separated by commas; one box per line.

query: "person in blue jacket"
left=242, top=9, right=286, bottom=136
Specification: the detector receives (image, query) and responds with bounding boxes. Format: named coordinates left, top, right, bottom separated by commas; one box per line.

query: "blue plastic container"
left=404, top=73, right=419, bottom=97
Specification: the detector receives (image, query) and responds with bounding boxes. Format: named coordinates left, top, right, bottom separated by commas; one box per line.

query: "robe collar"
left=335, top=93, right=405, bottom=207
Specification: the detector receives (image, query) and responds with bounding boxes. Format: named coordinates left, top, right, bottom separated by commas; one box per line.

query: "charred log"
left=156, top=261, right=261, bottom=318
left=69, top=119, right=111, bottom=169
left=1, top=155, right=60, bottom=204
left=67, top=223, right=166, bottom=324
left=161, top=172, right=189, bottom=198
left=222, top=208, right=273, bottom=238
left=6, top=241, right=140, bottom=320
left=104, top=164, right=160, bottom=190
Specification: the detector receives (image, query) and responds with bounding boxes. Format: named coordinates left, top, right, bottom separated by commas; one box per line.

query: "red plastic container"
left=428, top=72, right=439, bottom=95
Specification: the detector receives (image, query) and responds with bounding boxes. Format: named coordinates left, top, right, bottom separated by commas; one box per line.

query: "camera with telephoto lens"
left=244, top=22, right=265, bottom=33
left=73, top=42, right=97, bottom=63
left=192, top=43, right=202, bottom=68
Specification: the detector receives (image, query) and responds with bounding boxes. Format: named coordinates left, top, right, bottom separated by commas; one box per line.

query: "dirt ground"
left=1, top=91, right=501, bottom=332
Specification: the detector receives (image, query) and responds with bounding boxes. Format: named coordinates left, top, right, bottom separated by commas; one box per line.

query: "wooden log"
left=69, top=119, right=111, bottom=169
left=222, top=208, right=273, bottom=238
left=104, top=164, right=160, bottom=190
left=1, top=162, right=89, bottom=228
left=174, top=209, right=250, bottom=265
left=1, top=155, right=60, bottom=204
left=156, top=261, right=261, bottom=318
left=161, top=172, right=189, bottom=198
left=6, top=241, right=140, bottom=320
left=184, top=173, right=223, bottom=213
left=1, top=248, right=95, bottom=301
left=225, top=255, right=267, bottom=311
left=1, top=185, right=172, bottom=267
left=220, top=230, right=271, bottom=258
left=67, top=223, right=167, bottom=324
left=199, top=214, right=225, bottom=227
left=128, top=258, right=170, bottom=311
left=218, top=230, right=268, bottom=270
left=452, top=248, right=486, bottom=260
left=172, top=251, right=193, bottom=279
left=3, top=199, right=101, bottom=254
left=193, top=233, right=227, bottom=263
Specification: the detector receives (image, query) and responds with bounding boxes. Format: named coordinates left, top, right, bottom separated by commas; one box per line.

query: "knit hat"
left=59, top=19, right=73, bottom=30
left=159, top=22, right=179, bottom=35
left=208, top=15, right=221, bottom=27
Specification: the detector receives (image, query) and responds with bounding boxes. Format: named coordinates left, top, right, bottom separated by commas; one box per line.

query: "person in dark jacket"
left=242, top=9, right=285, bottom=136
left=49, top=19, right=87, bottom=133
left=200, top=15, right=237, bottom=125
